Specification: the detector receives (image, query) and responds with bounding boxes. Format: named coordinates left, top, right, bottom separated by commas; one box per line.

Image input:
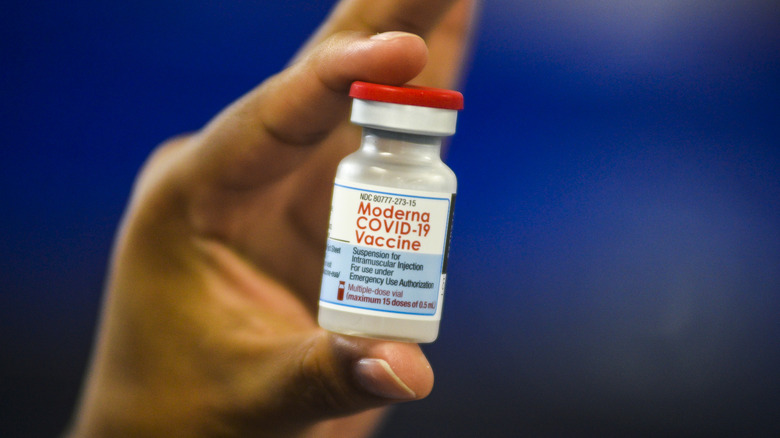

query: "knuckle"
left=296, top=339, right=362, bottom=417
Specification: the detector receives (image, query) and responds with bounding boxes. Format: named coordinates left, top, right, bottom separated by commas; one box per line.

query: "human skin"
left=66, top=1, right=477, bottom=437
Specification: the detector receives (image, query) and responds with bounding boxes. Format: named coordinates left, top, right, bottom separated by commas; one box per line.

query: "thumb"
left=268, top=332, right=434, bottom=425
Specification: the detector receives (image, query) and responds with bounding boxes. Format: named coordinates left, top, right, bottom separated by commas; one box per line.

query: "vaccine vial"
left=317, top=81, right=463, bottom=343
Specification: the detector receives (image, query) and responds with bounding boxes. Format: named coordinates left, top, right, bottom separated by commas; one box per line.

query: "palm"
left=202, top=126, right=360, bottom=309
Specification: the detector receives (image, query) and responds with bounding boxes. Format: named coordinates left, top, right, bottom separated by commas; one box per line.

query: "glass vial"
left=318, top=81, right=463, bottom=343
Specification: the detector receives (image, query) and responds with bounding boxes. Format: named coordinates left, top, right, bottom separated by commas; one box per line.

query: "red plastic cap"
left=349, top=81, right=464, bottom=110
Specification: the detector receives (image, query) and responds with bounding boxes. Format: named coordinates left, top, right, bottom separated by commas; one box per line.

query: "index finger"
left=183, top=1, right=476, bottom=191
left=296, top=0, right=467, bottom=60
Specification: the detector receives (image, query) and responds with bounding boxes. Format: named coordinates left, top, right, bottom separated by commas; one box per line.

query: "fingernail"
left=354, top=358, right=417, bottom=400
left=370, top=31, right=417, bottom=41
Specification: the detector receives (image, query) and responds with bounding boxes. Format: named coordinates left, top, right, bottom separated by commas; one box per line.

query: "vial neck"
left=360, top=127, right=444, bottom=164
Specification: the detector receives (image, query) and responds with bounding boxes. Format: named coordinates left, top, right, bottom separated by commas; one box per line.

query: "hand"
left=68, top=1, right=476, bottom=436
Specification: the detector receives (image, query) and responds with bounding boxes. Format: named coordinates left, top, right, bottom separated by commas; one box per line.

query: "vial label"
left=319, top=180, right=455, bottom=318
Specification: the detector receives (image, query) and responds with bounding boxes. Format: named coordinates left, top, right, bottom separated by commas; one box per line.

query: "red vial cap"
left=349, top=81, right=464, bottom=110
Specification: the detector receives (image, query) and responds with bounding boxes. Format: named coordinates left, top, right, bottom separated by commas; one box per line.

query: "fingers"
left=265, top=332, right=434, bottom=427
left=185, top=31, right=428, bottom=190
left=412, top=0, right=479, bottom=89
left=178, top=1, right=478, bottom=193
left=298, top=0, right=464, bottom=58
left=297, top=0, right=477, bottom=89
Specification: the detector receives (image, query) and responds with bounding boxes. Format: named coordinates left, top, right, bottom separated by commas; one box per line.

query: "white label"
left=319, top=180, right=455, bottom=318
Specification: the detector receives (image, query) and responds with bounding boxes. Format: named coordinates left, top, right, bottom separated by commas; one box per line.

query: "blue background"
left=2, top=1, right=778, bottom=436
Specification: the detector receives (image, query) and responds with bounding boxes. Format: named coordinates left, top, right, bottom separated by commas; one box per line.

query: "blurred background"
left=2, top=0, right=778, bottom=436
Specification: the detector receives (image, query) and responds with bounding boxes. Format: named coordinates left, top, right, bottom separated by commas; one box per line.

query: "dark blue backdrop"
left=2, top=1, right=778, bottom=436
